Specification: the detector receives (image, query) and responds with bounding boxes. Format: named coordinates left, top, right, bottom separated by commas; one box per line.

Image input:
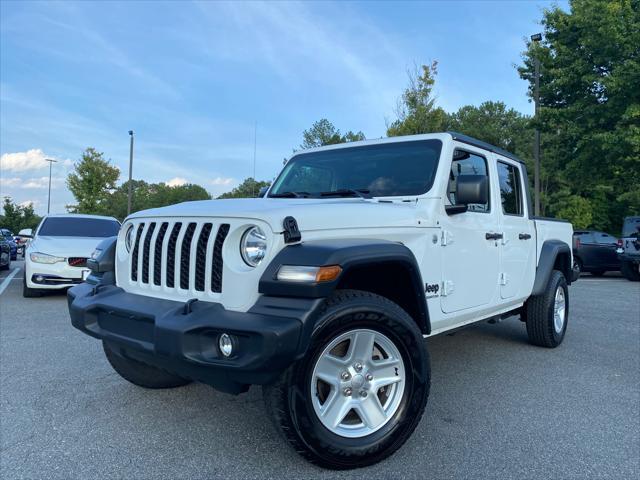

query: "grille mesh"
left=179, top=223, right=197, bottom=290
left=153, top=222, right=169, bottom=286
left=166, top=223, right=182, bottom=288
left=130, top=223, right=145, bottom=281
left=141, top=223, right=156, bottom=284
left=195, top=223, right=213, bottom=291
left=211, top=224, right=230, bottom=293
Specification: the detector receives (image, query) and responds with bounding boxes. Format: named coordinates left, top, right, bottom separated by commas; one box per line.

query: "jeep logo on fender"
left=425, top=283, right=440, bottom=296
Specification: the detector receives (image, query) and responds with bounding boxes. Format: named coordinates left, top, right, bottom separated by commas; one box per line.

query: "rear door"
left=496, top=160, right=535, bottom=300
left=594, top=232, right=620, bottom=269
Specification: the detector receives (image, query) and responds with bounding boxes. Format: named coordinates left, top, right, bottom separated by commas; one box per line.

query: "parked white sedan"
left=24, top=214, right=120, bottom=297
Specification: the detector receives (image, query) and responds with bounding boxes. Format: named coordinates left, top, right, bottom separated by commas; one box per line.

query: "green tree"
left=387, top=62, right=449, bottom=136
left=300, top=119, right=365, bottom=149
left=217, top=178, right=270, bottom=199
left=67, top=148, right=120, bottom=215
left=518, top=0, right=640, bottom=232
left=101, top=180, right=211, bottom=221
left=0, top=197, right=42, bottom=232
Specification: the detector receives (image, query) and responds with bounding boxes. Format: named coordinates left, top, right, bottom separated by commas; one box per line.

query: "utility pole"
left=252, top=121, right=257, bottom=197
left=531, top=33, right=542, bottom=216
left=45, top=158, right=57, bottom=214
left=127, top=130, right=134, bottom=216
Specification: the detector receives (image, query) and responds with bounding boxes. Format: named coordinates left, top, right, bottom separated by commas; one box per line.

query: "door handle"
left=486, top=232, right=504, bottom=240
left=519, top=233, right=532, bottom=240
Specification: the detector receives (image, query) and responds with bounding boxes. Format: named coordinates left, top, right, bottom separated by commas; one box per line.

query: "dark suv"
left=618, top=216, right=640, bottom=281
left=572, top=230, right=620, bottom=277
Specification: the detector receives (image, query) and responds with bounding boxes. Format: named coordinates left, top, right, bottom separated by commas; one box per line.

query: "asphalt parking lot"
left=1, top=260, right=638, bottom=479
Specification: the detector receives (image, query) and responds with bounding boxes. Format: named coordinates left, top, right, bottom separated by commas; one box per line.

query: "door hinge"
left=442, top=280, right=455, bottom=296
left=499, top=272, right=508, bottom=285
left=441, top=230, right=454, bottom=246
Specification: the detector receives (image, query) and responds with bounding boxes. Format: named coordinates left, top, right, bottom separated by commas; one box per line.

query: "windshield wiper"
left=269, top=191, right=310, bottom=198
left=319, top=188, right=372, bottom=199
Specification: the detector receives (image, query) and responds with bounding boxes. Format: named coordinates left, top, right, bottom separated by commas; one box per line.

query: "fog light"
left=219, top=333, right=233, bottom=357
left=35, top=275, right=44, bottom=283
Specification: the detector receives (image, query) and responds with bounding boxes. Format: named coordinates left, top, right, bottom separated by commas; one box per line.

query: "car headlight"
left=124, top=225, right=135, bottom=252
left=30, top=252, right=65, bottom=264
left=240, top=226, right=267, bottom=267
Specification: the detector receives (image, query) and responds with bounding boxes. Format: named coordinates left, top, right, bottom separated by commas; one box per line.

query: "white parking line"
left=0, top=267, right=20, bottom=296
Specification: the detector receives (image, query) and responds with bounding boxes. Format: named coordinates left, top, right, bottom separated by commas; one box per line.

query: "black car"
left=572, top=230, right=621, bottom=276
left=0, top=237, right=11, bottom=270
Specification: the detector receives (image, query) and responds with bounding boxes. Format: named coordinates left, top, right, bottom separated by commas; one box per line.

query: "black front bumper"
left=68, top=283, right=323, bottom=394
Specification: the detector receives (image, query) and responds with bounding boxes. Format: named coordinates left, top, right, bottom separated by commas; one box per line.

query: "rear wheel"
left=103, top=341, right=192, bottom=389
left=263, top=290, right=430, bottom=470
left=621, top=260, right=640, bottom=281
left=525, top=270, right=569, bottom=348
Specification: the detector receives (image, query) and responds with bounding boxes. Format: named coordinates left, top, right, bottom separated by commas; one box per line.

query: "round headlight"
left=124, top=225, right=135, bottom=252
left=240, top=226, right=267, bottom=267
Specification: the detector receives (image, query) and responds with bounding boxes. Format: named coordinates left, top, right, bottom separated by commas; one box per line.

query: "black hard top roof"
left=448, top=131, right=525, bottom=164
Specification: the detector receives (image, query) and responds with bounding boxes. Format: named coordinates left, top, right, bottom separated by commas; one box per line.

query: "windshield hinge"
left=283, top=216, right=301, bottom=244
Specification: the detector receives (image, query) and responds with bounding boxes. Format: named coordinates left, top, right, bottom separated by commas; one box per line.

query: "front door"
left=496, top=160, right=535, bottom=299
left=440, top=147, right=500, bottom=313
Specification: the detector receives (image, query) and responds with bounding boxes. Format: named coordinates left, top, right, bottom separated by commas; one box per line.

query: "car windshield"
left=38, top=218, right=120, bottom=237
left=269, top=139, right=443, bottom=198
left=622, top=217, right=640, bottom=237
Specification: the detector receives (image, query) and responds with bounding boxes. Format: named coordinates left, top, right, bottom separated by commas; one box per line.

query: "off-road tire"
left=103, top=341, right=191, bottom=389
left=620, top=260, right=640, bottom=281
left=263, top=289, right=430, bottom=470
left=22, top=275, right=42, bottom=297
left=525, top=270, right=568, bottom=348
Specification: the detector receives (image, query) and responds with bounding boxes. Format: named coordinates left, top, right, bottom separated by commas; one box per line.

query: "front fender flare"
left=258, top=238, right=430, bottom=334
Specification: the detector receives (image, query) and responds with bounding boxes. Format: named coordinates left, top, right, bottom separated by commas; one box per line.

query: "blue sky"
left=0, top=0, right=566, bottom=215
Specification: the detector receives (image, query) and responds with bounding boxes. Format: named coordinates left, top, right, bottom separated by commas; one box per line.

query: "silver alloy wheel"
left=310, top=328, right=406, bottom=438
left=553, top=286, right=566, bottom=333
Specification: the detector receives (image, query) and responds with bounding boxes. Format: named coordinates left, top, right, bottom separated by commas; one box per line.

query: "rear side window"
left=575, top=232, right=595, bottom=243
left=497, top=162, right=524, bottom=216
left=448, top=150, right=490, bottom=213
left=38, top=218, right=120, bottom=237
left=596, top=233, right=617, bottom=245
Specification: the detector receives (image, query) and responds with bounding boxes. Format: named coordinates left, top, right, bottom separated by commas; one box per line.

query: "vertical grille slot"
left=195, top=223, right=213, bottom=292
left=141, top=222, right=156, bottom=284
left=211, top=224, right=230, bottom=293
left=153, top=222, right=169, bottom=286
left=130, top=223, right=145, bottom=281
left=180, top=223, right=197, bottom=290
left=166, top=223, right=182, bottom=288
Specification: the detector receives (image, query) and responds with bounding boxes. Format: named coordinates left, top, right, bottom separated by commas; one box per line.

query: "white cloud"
left=210, top=177, right=234, bottom=186
left=165, top=177, right=188, bottom=187
left=20, top=176, right=65, bottom=189
left=19, top=199, right=40, bottom=208
left=0, top=177, right=22, bottom=187
left=1, top=149, right=48, bottom=171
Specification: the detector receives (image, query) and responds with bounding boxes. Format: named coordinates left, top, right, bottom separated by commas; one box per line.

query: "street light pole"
left=531, top=33, right=542, bottom=216
left=127, top=130, right=134, bottom=216
left=44, top=158, right=57, bottom=214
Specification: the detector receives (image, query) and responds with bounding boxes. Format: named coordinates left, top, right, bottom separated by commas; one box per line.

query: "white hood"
left=127, top=198, right=422, bottom=232
left=29, top=236, right=106, bottom=258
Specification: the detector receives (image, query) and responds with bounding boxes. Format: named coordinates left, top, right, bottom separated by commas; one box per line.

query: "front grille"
left=68, top=257, right=88, bottom=268
left=129, top=220, right=230, bottom=294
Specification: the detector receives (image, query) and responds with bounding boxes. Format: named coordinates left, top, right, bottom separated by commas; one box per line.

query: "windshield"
left=38, top=217, right=120, bottom=237
left=622, top=217, right=640, bottom=237
left=269, top=139, right=442, bottom=198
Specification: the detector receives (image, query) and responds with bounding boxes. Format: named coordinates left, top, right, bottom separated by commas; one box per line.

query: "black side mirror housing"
left=258, top=186, right=269, bottom=198
left=456, top=175, right=488, bottom=205
left=87, top=236, right=117, bottom=274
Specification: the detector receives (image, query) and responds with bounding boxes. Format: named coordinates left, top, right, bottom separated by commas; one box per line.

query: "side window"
left=448, top=150, right=490, bottom=213
left=579, top=232, right=595, bottom=243
left=497, top=162, right=524, bottom=216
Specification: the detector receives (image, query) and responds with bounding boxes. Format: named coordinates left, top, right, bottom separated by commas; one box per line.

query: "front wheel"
left=103, top=341, right=192, bottom=389
left=263, top=290, right=430, bottom=470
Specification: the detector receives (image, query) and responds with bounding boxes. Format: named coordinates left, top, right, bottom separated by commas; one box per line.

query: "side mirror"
left=456, top=175, right=488, bottom=205
left=258, top=186, right=269, bottom=198
left=446, top=175, right=488, bottom=215
left=18, top=228, right=33, bottom=238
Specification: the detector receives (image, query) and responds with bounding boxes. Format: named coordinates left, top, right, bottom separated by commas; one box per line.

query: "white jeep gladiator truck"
left=69, top=132, right=574, bottom=469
